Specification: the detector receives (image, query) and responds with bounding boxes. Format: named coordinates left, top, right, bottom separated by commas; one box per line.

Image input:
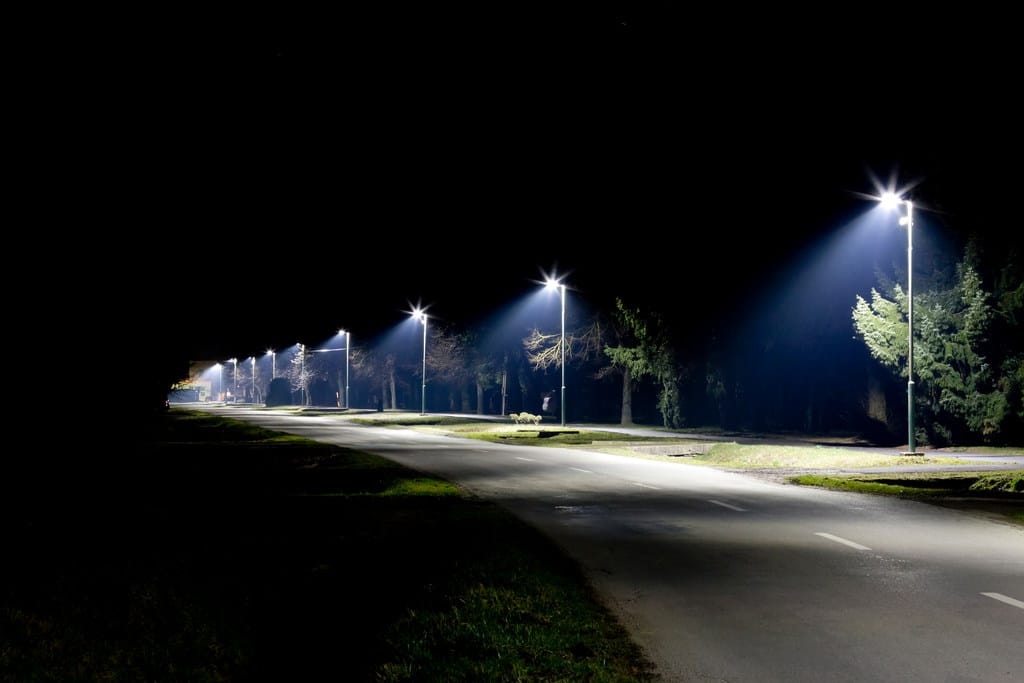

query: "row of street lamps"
left=221, top=330, right=349, bottom=407
left=407, top=277, right=568, bottom=422
left=215, top=196, right=913, bottom=447
left=222, top=274, right=568, bottom=416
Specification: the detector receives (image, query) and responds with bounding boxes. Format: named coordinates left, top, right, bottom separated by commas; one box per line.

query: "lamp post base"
left=899, top=451, right=925, bottom=456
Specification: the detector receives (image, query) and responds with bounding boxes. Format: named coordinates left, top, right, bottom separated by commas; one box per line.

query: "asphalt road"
left=193, top=406, right=1024, bottom=682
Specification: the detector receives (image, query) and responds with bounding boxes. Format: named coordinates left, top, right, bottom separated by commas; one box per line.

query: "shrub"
left=508, top=412, right=542, bottom=425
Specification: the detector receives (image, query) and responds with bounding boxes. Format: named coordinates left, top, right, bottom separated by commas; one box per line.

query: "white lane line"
left=570, top=467, right=592, bottom=473
left=708, top=499, right=747, bottom=512
left=515, top=457, right=535, bottom=462
left=814, top=532, right=871, bottom=551
left=633, top=482, right=660, bottom=490
left=981, top=592, right=1024, bottom=609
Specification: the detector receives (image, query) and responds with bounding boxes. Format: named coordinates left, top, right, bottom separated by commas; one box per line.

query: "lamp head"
left=880, top=192, right=903, bottom=209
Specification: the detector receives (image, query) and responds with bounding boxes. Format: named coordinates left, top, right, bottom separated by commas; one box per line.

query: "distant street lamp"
left=544, top=276, right=567, bottom=427
left=250, top=356, right=255, bottom=403
left=298, top=343, right=306, bottom=406
left=267, top=348, right=276, bottom=378
left=412, top=308, right=428, bottom=415
left=311, top=329, right=351, bottom=409
left=218, top=362, right=224, bottom=402
left=229, top=358, right=237, bottom=401
left=881, top=192, right=920, bottom=455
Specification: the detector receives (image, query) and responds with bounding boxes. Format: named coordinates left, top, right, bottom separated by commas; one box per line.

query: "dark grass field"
left=1, top=411, right=657, bottom=682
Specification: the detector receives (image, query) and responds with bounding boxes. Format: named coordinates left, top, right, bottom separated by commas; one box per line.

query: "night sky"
left=111, top=4, right=1017, bottom=414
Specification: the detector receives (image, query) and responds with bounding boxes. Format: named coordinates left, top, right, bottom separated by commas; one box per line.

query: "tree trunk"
left=476, top=380, right=484, bottom=415
left=388, top=369, right=397, bottom=410
left=500, top=367, right=507, bottom=416
left=866, top=372, right=887, bottom=423
left=620, top=366, right=634, bottom=425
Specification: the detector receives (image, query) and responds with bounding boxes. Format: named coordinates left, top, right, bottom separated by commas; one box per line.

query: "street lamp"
left=296, top=343, right=307, bottom=406
left=544, top=276, right=567, bottom=427
left=267, top=348, right=276, bottom=378
left=881, top=192, right=920, bottom=455
left=411, top=308, right=428, bottom=415
left=250, top=356, right=255, bottom=403
left=340, top=329, right=350, bottom=410
left=229, top=358, right=237, bottom=401
left=311, top=330, right=351, bottom=409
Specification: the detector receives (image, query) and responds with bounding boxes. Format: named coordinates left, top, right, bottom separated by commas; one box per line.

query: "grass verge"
left=787, top=470, right=1024, bottom=524
left=1, top=410, right=658, bottom=682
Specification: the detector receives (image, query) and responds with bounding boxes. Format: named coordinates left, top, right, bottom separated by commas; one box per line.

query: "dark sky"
left=122, top=4, right=1018, bottom=380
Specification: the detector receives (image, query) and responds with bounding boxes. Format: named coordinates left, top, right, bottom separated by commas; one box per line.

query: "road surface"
left=192, top=406, right=1024, bottom=681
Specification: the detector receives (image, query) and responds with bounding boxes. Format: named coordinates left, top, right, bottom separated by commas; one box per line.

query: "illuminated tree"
left=853, top=257, right=1019, bottom=445
left=524, top=300, right=682, bottom=427
left=287, top=344, right=316, bottom=406
left=603, top=298, right=682, bottom=428
left=523, top=314, right=604, bottom=420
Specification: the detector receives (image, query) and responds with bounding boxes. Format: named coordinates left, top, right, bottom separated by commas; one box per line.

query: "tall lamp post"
left=412, top=309, right=428, bottom=415
left=298, top=344, right=306, bottom=406
left=267, top=348, right=276, bottom=379
left=544, top=277, right=567, bottom=427
left=881, top=192, right=919, bottom=455
left=312, top=331, right=351, bottom=409
left=340, top=328, right=350, bottom=409
left=250, top=356, right=255, bottom=403
left=229, top=358, right=237, bottom=401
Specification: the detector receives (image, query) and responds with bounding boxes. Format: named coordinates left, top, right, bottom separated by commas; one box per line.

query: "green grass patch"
left=380, top=477, right=462, bottom=496
left=686, top=442, right=971, bottom=468
left=788, top=470, right=1024, bottom=496
left=376, top=507, right=656, bottom=682
left=787, top=470, right=1024, bottom=528
left=787, top=474, right=950, bottom=497
left=969, top=471, right=1024, bottom=494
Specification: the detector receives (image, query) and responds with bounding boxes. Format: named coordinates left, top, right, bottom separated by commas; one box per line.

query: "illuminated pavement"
left=186, top=405, right=1024, bottom=682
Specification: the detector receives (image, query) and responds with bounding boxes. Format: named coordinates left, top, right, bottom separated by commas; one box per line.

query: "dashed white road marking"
left=570, top=467, right=592, bottom=473
left=981, top=592, right=1024, bottom=609
left=515, top=457, right=535, bottom=462
left=633, top=482, right=660, bottom=490
left=708, top=499, right=747, bottom=512
left=814, top=532, right=871, bottom=551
